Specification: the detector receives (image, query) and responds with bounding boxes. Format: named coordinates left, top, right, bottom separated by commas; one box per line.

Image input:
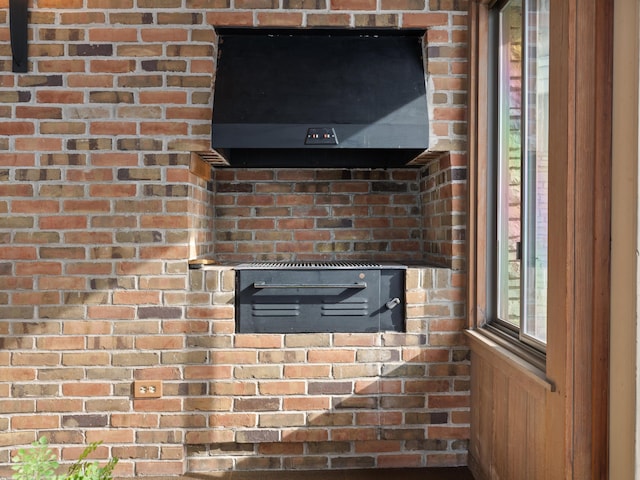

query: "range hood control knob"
left=386, top=297, right=401, bottom=310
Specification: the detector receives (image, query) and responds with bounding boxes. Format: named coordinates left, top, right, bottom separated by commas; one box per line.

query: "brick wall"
left=185, top=266, right=468, bottom=472
left=211, top=168, right=424, bottom=264
left=207, top=165, right=466, bottom=267
left=421, top=153, right=466, bottom=270
left=1, top=0, right=468, bottom=477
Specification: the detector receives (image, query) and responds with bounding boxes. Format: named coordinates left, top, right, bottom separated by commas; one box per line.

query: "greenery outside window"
left=493, top=0, right=549, bottom=350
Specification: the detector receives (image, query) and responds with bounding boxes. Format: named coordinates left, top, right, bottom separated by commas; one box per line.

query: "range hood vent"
left=211, top=29, right=430, bottom=168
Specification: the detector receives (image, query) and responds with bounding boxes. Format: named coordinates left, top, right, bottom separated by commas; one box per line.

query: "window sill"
left=465, top=328, right=555, bottom=392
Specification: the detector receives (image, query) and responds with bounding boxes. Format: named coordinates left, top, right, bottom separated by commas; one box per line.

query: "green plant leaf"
left=11, top=437, right=118, bottom=480
left=11, top=436, right=59, bottom=480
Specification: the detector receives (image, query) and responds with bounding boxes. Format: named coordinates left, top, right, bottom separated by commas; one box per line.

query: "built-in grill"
left=235, top=262, right=406, bottom=334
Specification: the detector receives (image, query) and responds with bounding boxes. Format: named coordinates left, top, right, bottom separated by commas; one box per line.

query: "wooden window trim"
left=466, top=0, right=612, bottom=477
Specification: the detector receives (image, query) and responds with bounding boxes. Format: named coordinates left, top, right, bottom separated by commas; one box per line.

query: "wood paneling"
left=467, top=332, right=549, bottom=480
left=466, top=0, right=613, bottom=478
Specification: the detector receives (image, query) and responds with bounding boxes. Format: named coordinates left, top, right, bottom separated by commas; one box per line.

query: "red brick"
left=66, top=262, right=112, bottom=275
left=140, top=246, right=189, bottom=259
left=0, top=247, right=37, bottom=260
left=66, top=169, right=115, bottom=182
left=15, top=262, right=62, bottom=275
left=3, top=122, right=35, bottom=135
left=139, top=91, right=187, bottom=104
left=427, top=425, right=470, bottom=439
left=206, top=11, right=253, bottom=26
left=111, top=413, right=159, bottom=428
left=377, top=454, right=423, bottom=468
left=86, top=306, right=134, bottom=320
left=166, top=106, right=212, bottom=120
left=89, top=28, right=138, bottom=42
left=0, top=399, right=35, bottom=413
left=160, top=414, right=207, bottom=428
left=140, top=122, right=188, bottom=135
left=62, top=383, right=111, bottom=397
left=210, top=350, right=256, bottom=364
left=281, top=429, right=329, bottom=442
left=135, top=336, right=184, bottom=350
left=15, top=137, right=62, bottom=152
left=283, top=365, right=331, bottom=379
left=113, top=291, right=161, bottom=305
left=258, top=382, right=305, bottom=395
left=63, top=199, right=110, bottom=213
left=256, top=12, right=304, bottom=26
left=90, top=121, right=137, bottom=135
left=0, top=153, right=36, bottom=166
left=12, top=291, right=59, bottom=305
left=184, top=365, right=232, bottom=380
left=0, top=368, right=36, bottom=381
left=90, top=60, right=136, bottom=74
left=135, top=367, right=181, bottom=380
left=36, top=91, right=84, bottom=104
left=64, top=231, right=113, bottom=245
left=405, top=380, right=451, bottom=393
left=428, top=394, right=470, bottom=409
left=334, top=333, right=379, bottom=347
left=308, top=349, right=355, bottom=363
left=39, top=216, right=87, bottom=230
left=210, top=413, right=257, bottom=428
left=184, top=430, right=234, bottom=445
left=283, top=397, right=330, bottom=411
left=162, top=320, right=209, bottom=333
left=402, top=12, right=449, bottom=27
left=90, top=153, right=139, bottom=167
left=39, top=277, right=86, bottom=290
left=134, top=398, right=182, bottom=412
left=354, top=380, right=402, bottom=394
left=354, top=440, right=403, bottom=452
left=139, top=276, right=186, bottom=290
left=12, top=415, right=59, bottom=430
left=62, top=352, right=110, bottom=365
left=235, top=335, right=282, bottom=348
left=39, top=246, right=85, bottom=260
left=331, top=428, right=378, bottom=441
left=11, top=352, right=60, bottom=366
left=37, top=399, right=84, bottom=412
left=402, top=348, right=450, bottom=363
left=182, top=300, right=229, bottom=319
left=86, top=429, right=135, bottom=444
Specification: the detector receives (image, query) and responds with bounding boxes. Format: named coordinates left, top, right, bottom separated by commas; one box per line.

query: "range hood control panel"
left=305, top=127, right=339, bottom=145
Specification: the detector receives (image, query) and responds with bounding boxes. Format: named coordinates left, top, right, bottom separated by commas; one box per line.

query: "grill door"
left=236, top=268, right=404, bottom=334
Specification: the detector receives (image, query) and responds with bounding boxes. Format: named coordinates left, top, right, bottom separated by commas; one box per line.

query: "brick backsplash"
left=207, top=165, right=465, bottom=266
left=211, top=168, right=425, bottom=264
left=0, top=1, right=468, bottom=477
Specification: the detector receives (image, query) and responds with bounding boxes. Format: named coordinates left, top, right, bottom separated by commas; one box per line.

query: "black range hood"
left=211, top=28, right=430, bottom=168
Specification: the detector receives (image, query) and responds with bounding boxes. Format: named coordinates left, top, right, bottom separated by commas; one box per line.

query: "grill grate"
left=236, top=261, right=385, bottom=270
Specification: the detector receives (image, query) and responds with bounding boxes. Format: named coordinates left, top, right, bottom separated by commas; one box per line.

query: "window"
left=493, top=0, right=549, bottom=349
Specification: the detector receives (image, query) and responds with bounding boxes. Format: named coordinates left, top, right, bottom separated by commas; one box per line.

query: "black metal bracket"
left=10, top=0, right=28, bottom=73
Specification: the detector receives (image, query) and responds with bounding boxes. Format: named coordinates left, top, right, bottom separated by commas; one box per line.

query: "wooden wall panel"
left=468, top=336, right=548, bottom=480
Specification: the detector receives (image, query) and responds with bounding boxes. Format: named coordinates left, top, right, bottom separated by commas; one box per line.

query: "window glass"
left=522, top=0, right=549, bottom=344
left=496, top=0, right=549, bottom=347
left=497, top=0, right=523, bottom=328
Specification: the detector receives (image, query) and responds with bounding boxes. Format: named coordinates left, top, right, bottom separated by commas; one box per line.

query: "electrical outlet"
left=133, top=380, right=162, bottom=399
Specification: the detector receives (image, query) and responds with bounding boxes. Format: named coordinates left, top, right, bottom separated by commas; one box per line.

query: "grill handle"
left=253, top=282, right=367, bottom=289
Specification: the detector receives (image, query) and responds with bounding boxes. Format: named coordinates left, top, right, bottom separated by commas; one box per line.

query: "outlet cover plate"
left=133, top=380, right=162, bottom=399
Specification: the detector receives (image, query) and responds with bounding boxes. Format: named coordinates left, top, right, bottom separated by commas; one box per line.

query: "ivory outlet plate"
left=133, top=380, right=162, bottom=399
